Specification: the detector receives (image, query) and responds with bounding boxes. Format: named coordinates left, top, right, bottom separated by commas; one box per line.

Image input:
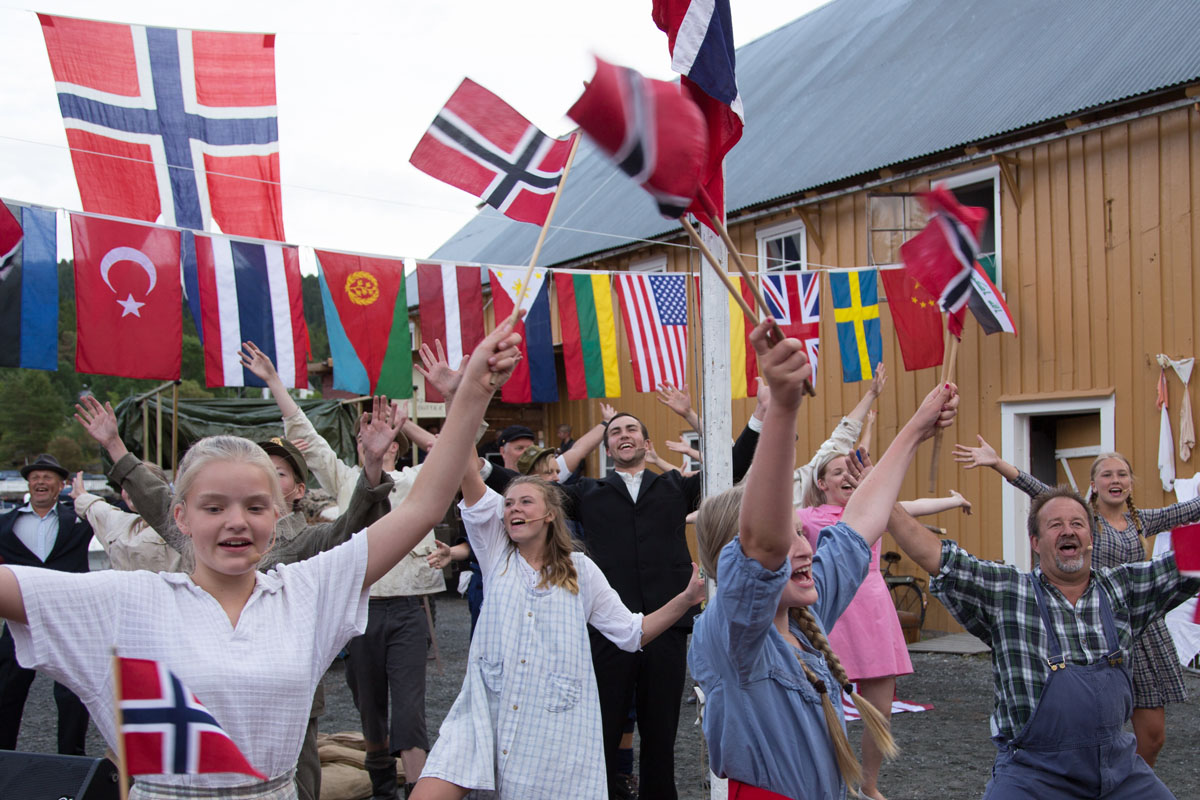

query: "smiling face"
left=25, top=469, right=64, bottom=513
left=503, top=482, right=553, bottom=550
left=815, top=455, right=855, bottom=507
left=605, top=415, right=648, bottom=470
left=269, top=454, right=305, bottom=505
left=174, top=461, right=280, bottom=583
left=779, top=526, right=818, bottom=609
left=1031, top=496, right=1093, bottom=583
left=1090, top=456, right=1132, bottom=510
left=500, top=437, right=535, bottom=471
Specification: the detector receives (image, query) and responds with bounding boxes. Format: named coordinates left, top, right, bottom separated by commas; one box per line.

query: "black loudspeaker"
left=0, top=751, right=119, bottom=800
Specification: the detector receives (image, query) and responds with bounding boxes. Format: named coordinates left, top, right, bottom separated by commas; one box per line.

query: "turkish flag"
left=881, top=267, right=944, bottom=371
left=71, top=214, right=181, bottom=379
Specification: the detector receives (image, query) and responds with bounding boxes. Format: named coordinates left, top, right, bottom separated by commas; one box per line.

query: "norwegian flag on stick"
left=410, top=78, right=578, bottom=226
left=114, top=655, right=266, bottom=787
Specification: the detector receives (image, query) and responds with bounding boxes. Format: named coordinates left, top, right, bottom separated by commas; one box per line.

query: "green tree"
left=46, top=435, right=86, bottom=473
left=0, top=370, right=69, bottom=467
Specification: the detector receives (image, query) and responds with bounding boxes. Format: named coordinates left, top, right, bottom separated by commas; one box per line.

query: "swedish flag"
left=830, top=269, right=882, bottom=383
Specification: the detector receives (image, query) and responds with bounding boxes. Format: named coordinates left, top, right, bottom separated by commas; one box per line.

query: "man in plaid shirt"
left=886, top=486, right=1199, bottom=798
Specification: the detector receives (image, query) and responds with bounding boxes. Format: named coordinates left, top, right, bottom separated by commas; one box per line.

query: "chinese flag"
left=71, top=214, right=181, bottom=379
left=881, top=267, right=943, bottom=372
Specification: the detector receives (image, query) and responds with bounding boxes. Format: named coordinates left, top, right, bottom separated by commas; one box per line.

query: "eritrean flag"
left=315, top=249, right=411, bottom=397
left=554, top=270, right=620, bottom=399
left=489, top=267, right=557, bottom=403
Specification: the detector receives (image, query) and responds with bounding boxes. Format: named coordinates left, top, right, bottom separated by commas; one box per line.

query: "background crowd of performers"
left=1, top=319, right=1198, bottom=800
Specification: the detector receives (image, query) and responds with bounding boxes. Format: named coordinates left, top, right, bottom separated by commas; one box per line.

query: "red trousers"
left=728, top=778, right=793, bottom=800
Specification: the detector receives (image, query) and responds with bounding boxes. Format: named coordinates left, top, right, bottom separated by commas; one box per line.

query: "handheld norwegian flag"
left=653, top=0, right=744, bottom=231
left=410, top=78, right=578, bottom=226
left=568, top=57, right=709, bottom=220
left=117, top=656, right=266, bottom=780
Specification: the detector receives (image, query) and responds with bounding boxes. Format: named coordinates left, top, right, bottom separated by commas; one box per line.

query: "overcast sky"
left=0, top=0, right=829, bottom=269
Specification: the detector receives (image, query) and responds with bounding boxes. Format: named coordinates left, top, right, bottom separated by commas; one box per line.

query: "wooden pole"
left=422, top=596, right=443, bottom=675
left=171, top=382, right=179, bottom=473
left=927, top=335, right=961, bottom=492
left=504, top=133, right=582, bottom=325
left=111, top=649, right=131, bottom=800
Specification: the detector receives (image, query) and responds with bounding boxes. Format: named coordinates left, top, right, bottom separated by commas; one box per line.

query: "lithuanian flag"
left=554, top=271, right=621, bottom=399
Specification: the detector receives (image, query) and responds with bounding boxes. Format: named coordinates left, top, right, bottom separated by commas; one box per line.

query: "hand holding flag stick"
left=928, top=335, right=961, bottom=492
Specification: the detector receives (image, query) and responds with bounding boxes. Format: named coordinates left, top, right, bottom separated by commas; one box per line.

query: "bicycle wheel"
left=889, top=581, right=926, bottom=631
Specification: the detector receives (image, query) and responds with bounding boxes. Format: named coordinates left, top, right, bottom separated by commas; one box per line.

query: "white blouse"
left=7, top=533, right=370, bottom=789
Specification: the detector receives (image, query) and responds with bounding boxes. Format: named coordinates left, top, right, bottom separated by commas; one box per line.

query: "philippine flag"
left=194, top=233, right=308, bottom=388
left=489, top=267, right=557, bottom=404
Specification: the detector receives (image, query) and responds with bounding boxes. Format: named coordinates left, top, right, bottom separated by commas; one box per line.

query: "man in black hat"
left=0, top=453, right=92, bottom=754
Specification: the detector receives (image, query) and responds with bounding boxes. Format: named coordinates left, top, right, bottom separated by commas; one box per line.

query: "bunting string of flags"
left=0, top=193, right=1016, bottom=395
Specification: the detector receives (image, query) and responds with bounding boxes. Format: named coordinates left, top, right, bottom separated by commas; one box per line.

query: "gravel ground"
left=13, top=596, right=1200, bottom=798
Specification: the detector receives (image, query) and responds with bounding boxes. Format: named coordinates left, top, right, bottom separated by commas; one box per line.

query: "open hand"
left=238, top=341, right=279, bottom=384
left=415, top=339, right=467, bottom=402
left=870, top=363, right=888, bottom=397
left=950, top=489, right=973, bottom=515
left=74, top=395, right=122, bottom=450
left=360, top=396, right=407, bottom=463
left=70, top=471, right=86, bottom=500
left=599, top=401, right=617, bottom=423
left=427, top=539, right=452, bottom=570
left=655, top=382, right=693, bottom=418
left=953, top=435, right=999, bottom=469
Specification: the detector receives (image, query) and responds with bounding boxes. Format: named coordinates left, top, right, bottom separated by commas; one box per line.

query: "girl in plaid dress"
left=955, top=439, right=1200, bottom=766
left=415, top=463, right=705, bottom=799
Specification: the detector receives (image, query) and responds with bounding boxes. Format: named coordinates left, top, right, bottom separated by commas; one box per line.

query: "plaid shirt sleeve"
left=1131, top=495, right=1200, bottom=535
left=929, top=540, right=1023, bottom=645
left=1010, top=470, right=1053, bottom=498
left=1105, top=554, right=1200, bottom=635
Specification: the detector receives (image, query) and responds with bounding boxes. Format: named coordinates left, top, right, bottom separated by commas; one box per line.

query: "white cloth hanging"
left=1156, top=366, right=1176, bottom=491
left=1158, top=355, right=1196, bottom=462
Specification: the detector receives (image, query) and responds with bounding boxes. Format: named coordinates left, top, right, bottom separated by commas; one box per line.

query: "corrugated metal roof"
left=431, top=0, right=1200, bottom=268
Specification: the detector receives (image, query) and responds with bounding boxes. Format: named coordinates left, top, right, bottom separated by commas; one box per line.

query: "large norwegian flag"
left=409, top=79, right=577, bottom=226
left=415, top=263, right=485, bottom=402
left=71, top=213, right=181, bottom=379
left=568, top=58, right=709, bottom=220
left=653, top=0, right=744, bottom=230
left=118, top=656, right=265, bottom=780
left=38, top=14, right=284, bottom=241
left=194, top=233, right=307, bottom=388
left=614, top=273, right=689, bottom=393
left=762, top=272, right=820, bottom=381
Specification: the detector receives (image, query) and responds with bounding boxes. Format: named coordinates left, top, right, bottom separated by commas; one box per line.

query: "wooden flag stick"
left=697, top=188, right=775, bottom=318
left=927, top=335, right=961, bottom=493
left=111, top=649, right=131, bottom=800
left=505, top=133, right=582, bottom=325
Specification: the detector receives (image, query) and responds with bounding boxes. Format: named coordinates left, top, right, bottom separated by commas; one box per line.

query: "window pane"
left=869, top=195, right=903, bottom=229
left=871, top=230, right=904, bottom=265
left=904, top=196, right=928, bottom=231
left=765, top=232, right=803, bottom=270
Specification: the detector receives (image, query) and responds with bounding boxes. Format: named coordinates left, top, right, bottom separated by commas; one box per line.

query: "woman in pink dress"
left=799, top=451, right=969, bottom=800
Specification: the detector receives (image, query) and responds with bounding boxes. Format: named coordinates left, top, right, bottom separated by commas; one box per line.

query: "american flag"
left=614, top=273, right=688, bottom=392
left=762, top=271, right=820, bottom=380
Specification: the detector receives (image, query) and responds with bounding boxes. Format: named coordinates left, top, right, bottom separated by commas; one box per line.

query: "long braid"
left=1089, top=494, right=1103, bottom=531
left=789, top=608, right=861, bottom=789
left=794, top=608, right=899, bottom=762
left=1125, top=496, right=1144, bottom=535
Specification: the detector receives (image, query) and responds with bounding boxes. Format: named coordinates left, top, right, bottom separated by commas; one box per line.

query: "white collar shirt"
left=616, top=469, right=645, bottom=503
left=12, top=503, right=60, bottom=562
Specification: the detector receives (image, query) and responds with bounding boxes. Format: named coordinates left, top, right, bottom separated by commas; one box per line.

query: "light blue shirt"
left=689, top=521, right=871, bottom=799
left=12, top=504, right=61, bottom=562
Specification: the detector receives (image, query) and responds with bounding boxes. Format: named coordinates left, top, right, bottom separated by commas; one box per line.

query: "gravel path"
left=12, top=596, right=1200, bottom=798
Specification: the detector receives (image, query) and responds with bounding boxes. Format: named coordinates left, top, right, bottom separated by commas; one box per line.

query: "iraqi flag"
left=194, top=233, right=308, bottom=388
left=568, top=57, right=709, bottom=220
left=117, top=656, right=266, bottom=780
left=71, top=213, right=181, bottom=380
left=0, top=201, right=58, bottom=371
left=315, top=250, right=411, bottom=397
left=415, top=263, right=485, bottom=403
left=489, top=268, right=557, bottom=404
left=410, top=78, right=577, bottom=226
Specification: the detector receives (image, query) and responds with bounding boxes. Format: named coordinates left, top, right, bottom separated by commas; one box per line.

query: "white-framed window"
left=629, top=255, right=668, bottom=273
left=680, top=431, right=702, bottom=473
left=867, top=193, right=925, bottom=266
left=756, top=219, right=808, bottom=273
left=1000, top=394, right=1115, bottom=570
left=942, top=165, right=1002, bottom=290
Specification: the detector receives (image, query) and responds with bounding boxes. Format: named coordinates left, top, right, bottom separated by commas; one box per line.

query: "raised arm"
left=739, top=321, right=814, bottom=571
left=361, top=320, right=522, bottom=587
left=358, top=396, right=406, bottom=488
left=953, top=434, right=1020, bottom=481
left=240, top=340, right=300, bottom=418
left=886, top=504, right=945, bottom=574
left=899, top=490, right=972, bottom=517
left=401, top=419, right=437, bottom=453
left=656, top=382, right=701, bottom=431
left=840, top=383, right=959, bottom=546
left=558, top=401, right=615, bottom=474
